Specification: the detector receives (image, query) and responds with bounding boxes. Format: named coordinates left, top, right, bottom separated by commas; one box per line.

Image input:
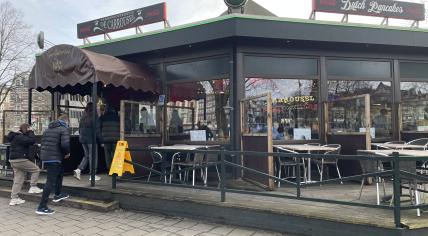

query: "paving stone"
left=0, top=196, right=284, bottom=236
left=227, top=228, right=256, bottom=236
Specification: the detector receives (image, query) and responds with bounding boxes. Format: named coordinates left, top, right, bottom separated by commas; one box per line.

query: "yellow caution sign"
left=109, top=141, right=135, bottom=176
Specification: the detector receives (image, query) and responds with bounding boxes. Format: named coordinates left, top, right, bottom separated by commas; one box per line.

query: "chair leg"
left=278, top=166, right=282, bottom=188
left=147, top=164, right=154, bottom=182
left=169, top=163, right=174, bottom=184
left=415, top=181, right=421, bottom=216
left=205, top=166, right=208, bottom=185
left=192, top=168, right=195, bottom=186
left=215, top=165, right=220, bottom=182
left=376, top=178, right=380, bottom=205
left=320, top=160, right=324, bottom=183
left=335, top=161, right=343, bottom=184
left=358, top=178, right=364, bottom=200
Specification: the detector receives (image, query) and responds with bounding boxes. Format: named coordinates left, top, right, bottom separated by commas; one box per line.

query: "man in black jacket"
left=36, top=114, right=70, bottom=215
left=7, top=124, right=43, bottom=206
left=99, top=105, right=120, bottom=171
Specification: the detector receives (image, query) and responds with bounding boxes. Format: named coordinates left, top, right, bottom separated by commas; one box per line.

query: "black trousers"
left=38, top=162, right=63, bottom=209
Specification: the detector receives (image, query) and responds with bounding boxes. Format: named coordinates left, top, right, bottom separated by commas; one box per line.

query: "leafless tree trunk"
left=0, top=1, right=35, bottom=108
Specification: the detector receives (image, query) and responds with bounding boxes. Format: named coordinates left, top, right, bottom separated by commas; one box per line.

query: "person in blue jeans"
left=36, top=114, right=70, bottom=215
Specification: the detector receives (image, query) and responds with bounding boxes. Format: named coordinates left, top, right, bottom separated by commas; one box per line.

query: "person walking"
left=74, top=102, right=100, bottom=181
left=99, top=105, right=120, bottom=171
left=36, top=114, right=70, bottom=215
left=7, top=123, right=43, bottom=206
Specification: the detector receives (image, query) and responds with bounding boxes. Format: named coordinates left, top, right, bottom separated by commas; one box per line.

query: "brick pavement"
left=0, top=197, right=288, bottom=236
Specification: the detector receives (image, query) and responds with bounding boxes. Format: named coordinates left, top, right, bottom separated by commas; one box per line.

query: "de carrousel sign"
left=313, top=0, right=425, bottom=21
left=77, top=2, right=166, bottom=39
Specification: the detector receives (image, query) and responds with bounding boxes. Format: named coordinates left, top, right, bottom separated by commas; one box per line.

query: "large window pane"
left=245, top=78, right=319, bottom=140
left=244, top=56, right=318, bottom=77
left=327, top=60, right=391, bottom=79
left=401, top=82, right=428, bottom=131
left=167, top=79, right=230, bottom=141
left=328, top=81, right=392, bottom=138
left=400, top=62, right=428, bottom=79
left=123, top=101, right=161, bottom=137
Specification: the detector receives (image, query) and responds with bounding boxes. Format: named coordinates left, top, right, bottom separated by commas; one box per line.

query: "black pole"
left=91, top=82, right=98, bottom=187
left=28, top=89, right=32, bottom=125
left=220, top=148, right=226, bottom=202
left=392, top=152, right=401, bottom=228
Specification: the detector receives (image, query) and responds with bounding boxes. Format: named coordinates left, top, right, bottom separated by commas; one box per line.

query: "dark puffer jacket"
left=79, top=111, right=99, bottom=144
left=6, top=130, right=36, bottom=160
left=40, top=121, right=70, bottom=162
left=99, top=111, right=120, bottom=143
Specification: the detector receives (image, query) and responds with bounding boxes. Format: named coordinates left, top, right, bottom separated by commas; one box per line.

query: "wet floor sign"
left=109, top=141, right=135, bottom=176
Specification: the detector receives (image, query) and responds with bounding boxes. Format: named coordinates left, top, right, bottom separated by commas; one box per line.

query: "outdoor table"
left=150, top=145, right=220, bottom=185
left=371, top=143, right=426, bottom=150
left=357, top=149, right=428, bottom=206
left=273, top=144, right=337, bottom=183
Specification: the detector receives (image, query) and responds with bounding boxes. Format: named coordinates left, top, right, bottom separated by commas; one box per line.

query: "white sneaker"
left=28, top=186, right=43, bottom=194
left=9, top=198, right=25, bottom=206
left=73, top=169, right=81, bottom=180
left=89, top=175, right=101, bottom=181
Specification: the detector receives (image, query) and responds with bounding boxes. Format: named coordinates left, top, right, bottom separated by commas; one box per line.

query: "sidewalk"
left=0, top=197, right=286, bottom=236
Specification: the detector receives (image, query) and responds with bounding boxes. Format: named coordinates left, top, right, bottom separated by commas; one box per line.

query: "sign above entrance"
left=77, top=2, right=167, bottom=39
left=312, top=0, right=425, bottom=21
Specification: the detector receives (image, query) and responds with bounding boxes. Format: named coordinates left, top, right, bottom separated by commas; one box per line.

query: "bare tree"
left=0, top=1, right=35, bottom=108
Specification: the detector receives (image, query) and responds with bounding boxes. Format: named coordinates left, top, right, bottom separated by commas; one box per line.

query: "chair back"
left=406, top=138, right=428, bottom=147
left=385, top=141, right=405, bottom=144
left=323, top=144, right=341, bottom=154
left=148, top=145, right=163, bottom=163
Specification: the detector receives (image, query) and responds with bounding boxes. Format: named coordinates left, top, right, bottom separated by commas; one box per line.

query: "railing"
left=111, top=148, right=428, bottom=229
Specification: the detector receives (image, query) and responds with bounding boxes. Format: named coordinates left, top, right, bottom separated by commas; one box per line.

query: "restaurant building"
left=29, top=0, right=428, bottom=181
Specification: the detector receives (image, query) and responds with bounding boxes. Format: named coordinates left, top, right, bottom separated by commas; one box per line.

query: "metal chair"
left=170, top=151, right=205, bottom=186
left=204, top=153, right=221, bottom=186
left=314, top=144, right=342, bottom=183
left=358, top=152, right=387, bottom=205
left=406, top=138, right=428, bottom=149
left=275, top=147, right=306, bottom=187
left=147, top=145, right=169, bottom=183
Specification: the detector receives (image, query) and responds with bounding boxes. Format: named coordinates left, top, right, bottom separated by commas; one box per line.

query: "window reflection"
left=245, top=78, right=319, bottom=140
left=123, top=101, right=160, bottom=136
left=167, top=79, right=230, bottom=141
left=327, top=81, right=392, bottom=138
left=401, top=82, right=428, bottom=131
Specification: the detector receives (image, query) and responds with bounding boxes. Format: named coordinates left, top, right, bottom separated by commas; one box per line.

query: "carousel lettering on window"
left=274, top=95, right=315, bottom=104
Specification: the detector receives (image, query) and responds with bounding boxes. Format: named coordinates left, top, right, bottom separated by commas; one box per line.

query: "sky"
left=2, top=0, right=428, bottom=52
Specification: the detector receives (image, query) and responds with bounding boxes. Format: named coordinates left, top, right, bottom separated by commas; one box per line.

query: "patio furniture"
left=147, top=145, right=170, bottom=183
left=171, top=152, right=206, bottom=186
left=274, top=144, right=337, bottom=183
left=314, top=144, right=342, bottom=183
left=406, top=138, right=428, bottom=150
left=275, top=147, right=305, bottom=187
left=357, top=150, right=387, bottom=205
left=204, top=153, right=221, bottom=185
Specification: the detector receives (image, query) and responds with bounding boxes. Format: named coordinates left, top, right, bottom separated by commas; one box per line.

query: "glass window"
left=400, top=62, right=428, bottom=79
left=166, top=57, right=229, bottom=81
left=328, top=81, right=393, bottom=138
left=122, top=101, right=161, bottom=137
left=327, top=60, right=391, bottom=79
left=244, top=56, right=318, bottom=77
left=167, top=79, right=230, bottom=141
left=245, top=78, right=319, bottom=140
left=401, top=82, right=428, bottom=131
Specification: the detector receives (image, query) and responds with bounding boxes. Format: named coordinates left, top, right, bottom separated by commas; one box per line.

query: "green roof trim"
left=79, top=13, right=428, bottom=49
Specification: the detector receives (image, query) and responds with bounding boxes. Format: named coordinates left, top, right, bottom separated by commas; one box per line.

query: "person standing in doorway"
left=36, top=114, right=70, bottom=215
left=74, top=102, right=100, bottom=181
left=99, top=104, right=120, bottom=171
left=7, top=123, right=43, bottom=206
